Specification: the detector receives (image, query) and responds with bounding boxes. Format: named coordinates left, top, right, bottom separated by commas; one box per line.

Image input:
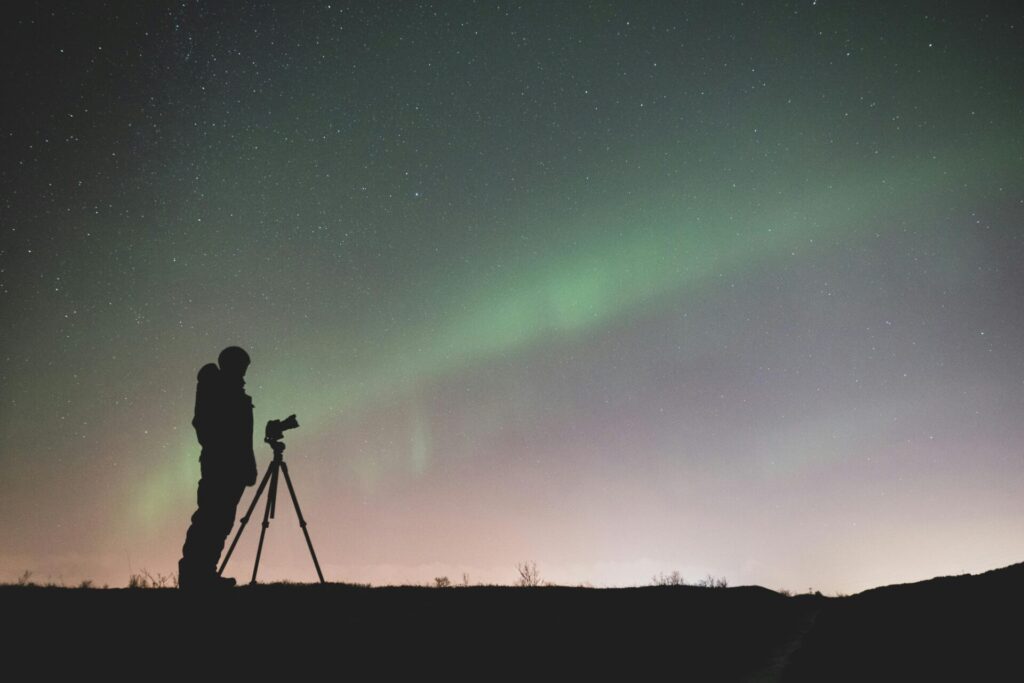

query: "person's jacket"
left=192, top=363, right=258, bottom=486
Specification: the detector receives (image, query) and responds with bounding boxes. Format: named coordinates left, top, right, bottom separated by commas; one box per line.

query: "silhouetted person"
left=178, top=346, right=258, bottom=589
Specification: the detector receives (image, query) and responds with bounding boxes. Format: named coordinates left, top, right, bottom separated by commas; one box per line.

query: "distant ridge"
left=853, top=560, right=1024, bottom=596
left=782, top=561, right=1024, bottom=682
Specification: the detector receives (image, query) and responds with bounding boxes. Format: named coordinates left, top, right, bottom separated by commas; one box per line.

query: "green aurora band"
left=130, top=133, right=1017, bottom=533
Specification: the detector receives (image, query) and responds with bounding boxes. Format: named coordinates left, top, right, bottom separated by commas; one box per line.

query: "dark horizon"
left=6, top=561, right=1023, bottom=681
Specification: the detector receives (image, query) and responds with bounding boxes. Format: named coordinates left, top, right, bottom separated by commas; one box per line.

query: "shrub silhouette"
left=652, top=571, right=685, bottom=586
left=695, top=574, right=729, bottom=589
left=516, top=561, right=541, bottom=587
left=128, top=569, right=176, bottom=589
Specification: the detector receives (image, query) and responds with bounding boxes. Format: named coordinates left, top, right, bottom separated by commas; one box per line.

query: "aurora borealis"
left=2, top=1, right=1022, bottom=592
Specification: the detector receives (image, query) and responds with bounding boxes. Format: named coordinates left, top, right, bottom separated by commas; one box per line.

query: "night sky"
left=2, top=1, right=1022, bottom=592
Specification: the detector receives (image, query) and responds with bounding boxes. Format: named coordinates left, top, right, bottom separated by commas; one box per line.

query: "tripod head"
left=264, top=414, right=299, bottom=459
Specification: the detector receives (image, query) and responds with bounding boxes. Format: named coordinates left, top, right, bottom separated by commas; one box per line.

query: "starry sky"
left=2, top=1, right=1022, bottom=592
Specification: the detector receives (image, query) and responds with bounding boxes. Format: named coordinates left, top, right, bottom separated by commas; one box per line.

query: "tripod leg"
left=279, top=461, right=326, bottom=583
left=251, top=461, right=279, bottom=584
left=269, top=462, right=279, bottom=519
left=219, top=462, right=275, bottom=576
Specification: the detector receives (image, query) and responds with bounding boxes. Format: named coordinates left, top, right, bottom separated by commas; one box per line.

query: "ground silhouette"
left=5, top=563, right=1021, bottom=679
left=781, top=562, right=1024, bottom=682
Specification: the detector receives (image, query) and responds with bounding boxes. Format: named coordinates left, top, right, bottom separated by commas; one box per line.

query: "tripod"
left=219, top=437, right=325, bottom=584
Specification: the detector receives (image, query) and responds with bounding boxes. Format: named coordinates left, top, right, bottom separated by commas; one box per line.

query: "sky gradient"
left=2, top=1, right=1023, bottom=592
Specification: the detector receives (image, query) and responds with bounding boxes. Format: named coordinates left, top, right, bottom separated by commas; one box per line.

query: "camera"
left=265, top=414, right=299, bottom=442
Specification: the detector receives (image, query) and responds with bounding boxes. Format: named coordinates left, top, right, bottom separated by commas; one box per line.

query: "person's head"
left=217, top=346, right=250, bottom=381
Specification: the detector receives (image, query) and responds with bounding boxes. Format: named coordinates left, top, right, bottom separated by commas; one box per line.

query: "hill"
left=4, top=563, right=1021, bottom=679
left=782, top=562, right=1024, bottom=682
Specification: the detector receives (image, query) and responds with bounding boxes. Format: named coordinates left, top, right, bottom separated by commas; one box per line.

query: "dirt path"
left=741, top=607, right=821, bottom=683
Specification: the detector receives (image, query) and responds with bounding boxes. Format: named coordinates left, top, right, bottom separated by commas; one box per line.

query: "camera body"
left=265, top=414, right=299, bottom=442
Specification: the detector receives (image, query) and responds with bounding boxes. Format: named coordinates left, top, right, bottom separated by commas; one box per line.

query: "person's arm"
left=241, top=393, right=257, bottom=485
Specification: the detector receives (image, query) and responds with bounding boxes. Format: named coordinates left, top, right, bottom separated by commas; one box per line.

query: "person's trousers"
left=179, top=460, right=247, bottom=577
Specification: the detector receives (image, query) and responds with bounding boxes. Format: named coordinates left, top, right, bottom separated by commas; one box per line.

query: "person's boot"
left=177, top=558, right=196, bottom=590
left=213, top=574, right=237, bottom=588
left=178, top=558, right=235, bottom=590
